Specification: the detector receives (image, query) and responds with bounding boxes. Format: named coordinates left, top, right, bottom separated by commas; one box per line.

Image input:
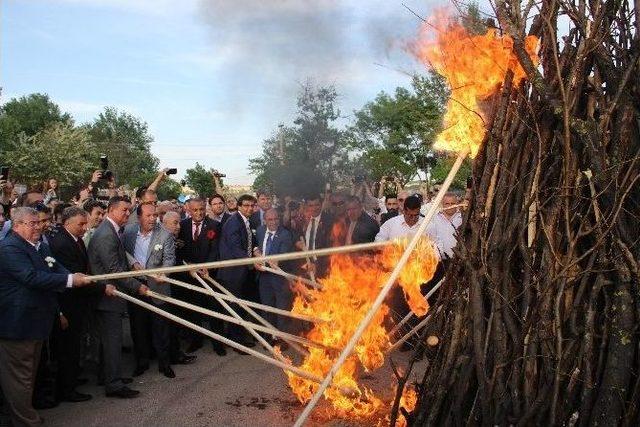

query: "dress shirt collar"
left=106, top=216, right=121, bottom=233
left=63, top=226, right=79, bottom=242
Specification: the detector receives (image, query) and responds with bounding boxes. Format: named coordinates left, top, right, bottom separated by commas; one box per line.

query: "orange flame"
left=410, top=14, right=539, bottom=157
left=397, top=385, right=418, bottom=427
left=286, top=238, right=438, bottom=418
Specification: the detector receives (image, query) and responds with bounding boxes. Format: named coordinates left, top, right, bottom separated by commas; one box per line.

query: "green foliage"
left=249, top=82, right=352, bottom=198
left=346, top=73, right=447, bottom=183
left=431, top=155, right=473, bottom=190
left=3, top=123, right=96, bottom=197
left=185, top=163, right=214, bottom=197
left=156, top=178, right=182, bottom=200
left=461, top=2, right=489, bottom=35
left=0, top=93, right=72, bottom=158
left=86, top=107, right=159, bottom=187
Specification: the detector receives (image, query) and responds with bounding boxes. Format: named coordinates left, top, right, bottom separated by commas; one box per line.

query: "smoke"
left=196, top=0, right=421, bottom=116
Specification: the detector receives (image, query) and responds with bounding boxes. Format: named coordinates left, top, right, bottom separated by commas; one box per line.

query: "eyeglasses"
left=17, top=220, right=40, bottom=228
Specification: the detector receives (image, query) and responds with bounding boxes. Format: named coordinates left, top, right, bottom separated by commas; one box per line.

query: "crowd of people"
left=0, top=168, right=466, bottom=426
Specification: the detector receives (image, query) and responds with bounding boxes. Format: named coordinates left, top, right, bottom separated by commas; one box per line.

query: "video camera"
left=99, top=155, right=114, bottom=181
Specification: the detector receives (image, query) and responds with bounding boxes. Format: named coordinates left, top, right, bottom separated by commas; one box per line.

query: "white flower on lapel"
left=154, top=244, right=163, bottom=252
left=44, top=256, right=56, bottom=268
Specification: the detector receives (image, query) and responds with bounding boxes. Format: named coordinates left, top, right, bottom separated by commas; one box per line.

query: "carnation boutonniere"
left=154, top=243, right=163, bottom=252
left=206, top=230, right=217, bottom=240
left=44, top=256, right=56, bottom=268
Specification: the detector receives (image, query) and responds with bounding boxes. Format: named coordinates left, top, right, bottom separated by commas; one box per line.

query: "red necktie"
left=193, top=222, right=201, bottom=241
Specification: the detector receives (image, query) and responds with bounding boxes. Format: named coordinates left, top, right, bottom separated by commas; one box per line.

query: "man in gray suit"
left=88, top=196, right=148, bottom=399
left=123, top=203, right=176, bottom=379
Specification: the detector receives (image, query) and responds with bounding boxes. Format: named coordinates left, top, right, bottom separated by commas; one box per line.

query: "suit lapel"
left=146, top=227, right=160, bottom=264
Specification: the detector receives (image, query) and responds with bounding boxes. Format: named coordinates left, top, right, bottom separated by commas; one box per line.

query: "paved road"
left=41, top=337, right=419, bottom=427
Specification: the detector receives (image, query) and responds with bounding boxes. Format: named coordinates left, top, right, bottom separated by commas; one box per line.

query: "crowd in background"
left=0, top=168, right=467, bottom=427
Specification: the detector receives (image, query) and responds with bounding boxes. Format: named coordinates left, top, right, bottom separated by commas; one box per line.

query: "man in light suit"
left=123, top=203, right=177, bottom=378
left=88, top=196, right=148, bottom=399
left=0, top=207, right=91, bottom=426
left=254, top=209, right=294, bottom=340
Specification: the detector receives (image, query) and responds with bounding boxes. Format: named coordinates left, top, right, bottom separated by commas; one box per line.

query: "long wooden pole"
left=190, top=272, right=284, bottom=360
left=293, top=148, right=470, bottom=426
left=260, top=265, right=322, bottom=290
left=113, top=290, right=327, bottom=386
left=161, top=276, right=325, bottom=324
left=388, top=306, right=443, bottom=352
left=145, top=290, right=333, bottom=351
left=388, top=278, right=444, bottom=337
left=87, top=241, right=392, bottom=282
left=200, top=274, right=309, bottom=356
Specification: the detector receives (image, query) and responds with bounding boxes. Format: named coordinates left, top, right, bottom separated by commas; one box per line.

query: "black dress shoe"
left=33, top=398, right=59, bottom=410
left=159, top=366, right=176, bottom=378
left=132, top=364, right=149, bottom=377
left=61, top=391, right=93, bottom=403
left=106, top=386, right=140, bottom=399
left=214, top=346, right=227, bottom=356
left=173, top=354, right=197, bottom=364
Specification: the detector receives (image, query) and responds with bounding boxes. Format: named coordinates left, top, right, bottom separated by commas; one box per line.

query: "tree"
left=87, top=107, right=159, bottom=188
left=3, top=123, right=96, bottom=197
left=0, top=93, right=72, bottom=160
left=250, top=82, right=353, bottom=197
left=399, top=2, right=640, bottom=426
left=347, top=74, right=447, bottom=184
left=185, top=163, right=214, bottom=197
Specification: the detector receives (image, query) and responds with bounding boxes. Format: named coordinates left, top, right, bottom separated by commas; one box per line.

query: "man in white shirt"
left=426, top=193, right=462, bottom=259
left=375, top=194, right=426, bottom=242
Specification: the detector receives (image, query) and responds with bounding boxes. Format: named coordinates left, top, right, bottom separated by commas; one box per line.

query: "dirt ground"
left=41, top=326, right=423, bottom=427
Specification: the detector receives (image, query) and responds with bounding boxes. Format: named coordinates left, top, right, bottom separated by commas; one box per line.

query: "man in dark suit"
left=297, top=195, right=334, bottom=278
left=208, top=193, right=231, bottom=226
left=123, top=203, right=177, bottom=378
left=249, top=190, right=271, bottom=230
left=0, top=207, right=91, bottom=426
left=254, top=209, right=294, bottom=339
left=88, top=196, right=148, bottom=399
left=218, top=194, right=257, bottom=348
left=48, top=207, right=98, bottom=403
left=343, top=196, right=380, bottom=245
left=176, top=197, right=225, bottom=355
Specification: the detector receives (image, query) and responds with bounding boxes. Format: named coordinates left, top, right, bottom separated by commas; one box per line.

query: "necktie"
left=265, top=232, right=273, bottom=256
left=77, top=236, right=86, bottom=254
left=118, top=226, right=125, bottom=242
left=193, top=222, right=201, bottom=241
left=309, top=218, right=317, bottom=250
left=245, top=220, right=253, bottom=257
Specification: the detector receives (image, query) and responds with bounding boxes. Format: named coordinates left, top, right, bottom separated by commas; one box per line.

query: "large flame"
left=410, top=15, right=539, bottom=157
left=286, top=238, right=438, bottom=418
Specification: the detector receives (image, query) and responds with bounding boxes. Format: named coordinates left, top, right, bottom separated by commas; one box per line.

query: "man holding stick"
left=254, top=209, right=294, bottom=341
left=88, top=196, right=148, bottom=399
left=0, top=207, right=92, bottom=426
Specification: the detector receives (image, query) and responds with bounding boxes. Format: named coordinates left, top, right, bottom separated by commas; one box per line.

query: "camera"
left=99, top=155, right=113, bottom=180
left=166, top=168, right=177, bottom=175
left=212, top=169, right=226, bottom=178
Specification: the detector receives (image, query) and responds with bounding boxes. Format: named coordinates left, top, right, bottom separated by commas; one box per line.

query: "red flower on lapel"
left=206, top=229, right=217, bottom=240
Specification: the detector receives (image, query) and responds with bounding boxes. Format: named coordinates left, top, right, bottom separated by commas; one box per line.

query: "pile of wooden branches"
left=396, top=1, right=640, bottom=425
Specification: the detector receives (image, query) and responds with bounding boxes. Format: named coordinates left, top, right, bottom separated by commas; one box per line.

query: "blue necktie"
left=265, top=232, right=273, bottom=256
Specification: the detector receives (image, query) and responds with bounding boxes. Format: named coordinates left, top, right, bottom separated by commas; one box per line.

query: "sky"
left=1, top=0, right=465, bottom=185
